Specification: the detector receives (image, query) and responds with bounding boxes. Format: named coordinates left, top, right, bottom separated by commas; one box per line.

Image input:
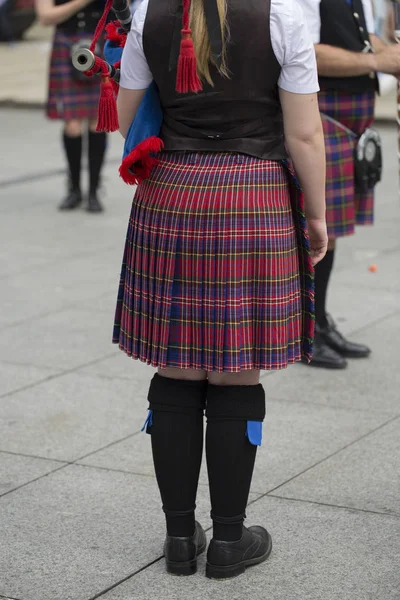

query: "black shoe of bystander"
left=319, top=315, right=371, bottom=359
left=59, top=188, right=82, bottom=211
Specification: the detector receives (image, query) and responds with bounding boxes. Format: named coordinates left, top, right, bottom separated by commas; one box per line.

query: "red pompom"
left=119, top=137, right=164, bottom=185
left=105, top=21, right=127, bottom=47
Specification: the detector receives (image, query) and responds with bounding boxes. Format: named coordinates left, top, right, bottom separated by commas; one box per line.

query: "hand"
left=374, top=45, right=400, bottom=76
left=306, top=218, right=328, bottom=267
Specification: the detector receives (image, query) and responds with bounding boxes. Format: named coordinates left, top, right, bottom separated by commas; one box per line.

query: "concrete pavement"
left=0, top=108, right=400, bottom=600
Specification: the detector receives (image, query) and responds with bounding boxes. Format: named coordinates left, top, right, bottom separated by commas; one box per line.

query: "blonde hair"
left=190, top=0, right=229, bottom=85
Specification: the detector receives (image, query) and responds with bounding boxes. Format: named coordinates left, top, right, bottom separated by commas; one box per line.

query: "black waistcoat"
left=143, top=0, right=287, bottom=160
left=56, top=0, right=107, bottom=33
left=319, top=0, right=378, bottom=94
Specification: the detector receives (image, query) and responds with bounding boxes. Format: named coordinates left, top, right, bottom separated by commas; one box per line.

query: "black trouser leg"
left=148, top=374, right=207, bottom=537
left=314, top=249, right=335, bottom=329
left=206, top=384, right=266, bottom=542
left=88, top=130, right=107, bottom=193
left=63, top=131, right=82, bottom=191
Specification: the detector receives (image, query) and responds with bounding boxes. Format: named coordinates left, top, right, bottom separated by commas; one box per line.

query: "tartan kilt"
left=112, top=152, right=314, bottom=372
left=47, top=30, right=101, bottom=121
left=319, top=89, right=375, bottom=238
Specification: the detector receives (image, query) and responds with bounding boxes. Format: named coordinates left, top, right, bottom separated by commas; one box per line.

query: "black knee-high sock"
left=314, top=249, right=335, bottom=329
left=206, top=384, right=265, bottom=542
left=148, top=374, right=207, bottom=537
left=63, top=131, right=82, bottom=190
left=88, top=131, right=107, bottom=193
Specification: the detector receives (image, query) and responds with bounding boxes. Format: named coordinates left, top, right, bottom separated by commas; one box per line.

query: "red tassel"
left=96, top=76, right=119, bottom=133
left=175, top=0, right=202, bottom=93
left=176, top=30, right=202, bottom=94
left=119, top=137, right=164, bottom=185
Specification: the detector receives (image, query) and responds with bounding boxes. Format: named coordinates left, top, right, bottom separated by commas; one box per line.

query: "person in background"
left=35, top=0, right=108, bottom=212
left=298, top=0, right=400, bottom=369
left=114, top=0, right=327, bottom=580
left=0, top=0, right=14, bottom=43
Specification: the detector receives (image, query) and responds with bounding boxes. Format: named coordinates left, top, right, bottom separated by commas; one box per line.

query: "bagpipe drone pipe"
left=71, top=0, right=202, bottom=185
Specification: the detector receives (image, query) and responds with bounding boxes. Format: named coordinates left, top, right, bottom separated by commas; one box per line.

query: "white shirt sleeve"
left=271, top=0, right=320, bottom=94
left=119, top=0, right=153, bottom=90
left=295, top=0, right=322, bottom=44
left=362, top=0, right=376, bottom=34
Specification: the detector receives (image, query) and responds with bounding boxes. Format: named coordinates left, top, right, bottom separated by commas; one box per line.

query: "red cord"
left=90, top=0, right=113, bottom=52
left=85, top=55, right=108, bottom=78
left=182, top=0, right=190, bottom=29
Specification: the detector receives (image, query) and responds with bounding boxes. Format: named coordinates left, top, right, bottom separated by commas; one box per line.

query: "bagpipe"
left=71, top=0, right=202, bottom=185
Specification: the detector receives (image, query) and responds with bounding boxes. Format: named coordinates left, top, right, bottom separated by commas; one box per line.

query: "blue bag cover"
left=103, top=40, right=124, bottom=66
left=123, top=81, right=163, bottom=158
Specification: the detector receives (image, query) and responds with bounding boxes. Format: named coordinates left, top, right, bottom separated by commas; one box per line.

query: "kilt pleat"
left=113, top=152, right=314, bottom=372
left=319, top=89, right=375, bottom=238
left=46, top=30, right=101, bottom=121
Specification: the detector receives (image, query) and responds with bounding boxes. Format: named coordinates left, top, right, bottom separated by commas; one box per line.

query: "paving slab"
left=0, top=463, right=259, bottom=600
left=0, top=307, right=115, bottom=370
left=0, top=360, right=59, bottom=397
left=274, top=417, right=400, bottom=516
left=78, top=352, right=156, bottom=381
left=315, top=283, right=399, bottom=337
left=0, top=107, right=124, bottom=183
left=334, top=249, right=400, bottom=292
left=0, top=179, right=130, bottom=286
left=261, top=313, right=400, bottom=415
left=0, top=371, right=150, bottom=461
left=99, top=495, right=400, bottom=600
left=0, top=246, right=124, bottom=329
left=0, top=451, right=64, bottom=496
left=79, top=397, right=389, bottom=496
left=79, top=291, right=120, bottom=315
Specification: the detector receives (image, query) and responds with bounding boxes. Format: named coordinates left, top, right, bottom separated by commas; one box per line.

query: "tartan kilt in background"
left=47, top=30, right=101, bottom=121
left=113, top=152, right=315, bottom=372
left=319, top=89, right=375, bottom=238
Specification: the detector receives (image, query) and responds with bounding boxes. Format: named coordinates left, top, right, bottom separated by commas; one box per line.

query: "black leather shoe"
left=320, top=315, right=371, bottom=359
left=86, top=191, right=104, bottom=213
left=307, top=331, right=347, bottom=369
left=59, top=188, right=82, bottom=211
left=164, top=521, right=207, bottom=576
left=206, top=526, right=272, bottom=580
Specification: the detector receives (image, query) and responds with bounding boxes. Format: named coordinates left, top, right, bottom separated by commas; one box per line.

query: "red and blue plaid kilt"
left=319, top=89, right=375, bottom=238
left=112, top=152, right=314, bottom=372
left=47, top=30, right=100, bottom=121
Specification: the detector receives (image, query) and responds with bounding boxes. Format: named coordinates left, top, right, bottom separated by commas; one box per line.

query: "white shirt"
left=297, top=0, right=375, bottom=44
left=120, top=0, right=320, bottom=94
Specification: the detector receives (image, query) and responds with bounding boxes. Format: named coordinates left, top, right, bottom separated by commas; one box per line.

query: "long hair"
left=190, top=0, right=229, bottom=85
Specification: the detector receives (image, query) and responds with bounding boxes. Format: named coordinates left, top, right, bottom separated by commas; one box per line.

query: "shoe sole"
left=307, top=360, right=347, bottom=370
left=58, top=202, right=82, bottom=211
left=338, top=352, right=371, bottom=359
left=206, top=533, right=272, bottom=580
left=302, top=357, right=347, bottom=370
left=166, top=539, right=207, bottom=577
